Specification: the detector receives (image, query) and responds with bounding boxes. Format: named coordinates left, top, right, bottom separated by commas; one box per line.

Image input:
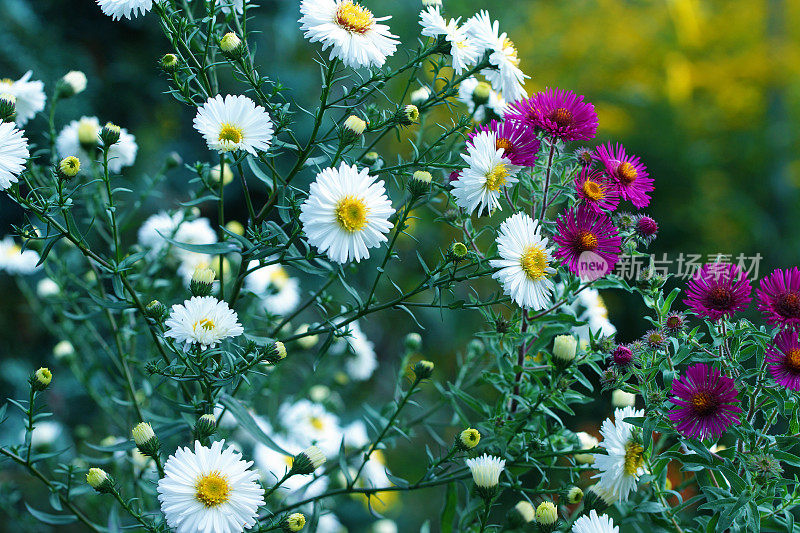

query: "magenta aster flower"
left=574, top=167, right=619, bottom=213
left=766, top=329, right=800, bottom=391
left=611, top=344, right=634, bottom=369
left=683, top=263, right=752, bottom=321
left=634, top=215, right=658, bottom=245
left=757, top=268, right=800, bottom=329
left=594, top=142, right=653, bottom=208
left=505, top=88, right=598, bottom=141
left=553, top=205, right=621, bottom=278
left=668, top=363, right=742, bottom=440
left=468, top=119, right=541, bottom=168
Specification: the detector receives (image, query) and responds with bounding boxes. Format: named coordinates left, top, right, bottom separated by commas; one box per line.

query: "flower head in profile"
left=572, top=510, right=618, bottom=533
left=683, top=262, right=752, bottom=321
left=465, top=453, right=505, bottom=498
left=56, top=116, right=137, bottom=172
left=0, top=71, right=46, bottom=126
left=490, top=212, right=555, bottom=310
left=506, top=88, right=598, bottom=141
left=299, top=0, right=399, bottom=69
left=165, top=296, right=244, bottom=349
left=592, top=406, right=646, bottom=502
left=594, top=142, right=652, bottom=208
left=766, top=329, right=800, bottom=391
left=668, top=363, right=742, bottom=440
left=96, top=0, right=154, bottom=20
left=299, top=162, right=394, bottom=264
left=194, top=95, right=274, bottom=155
left=553, top=205, right=621, bottom=279
left=452, top=130, right=521, bottom=216
left=757, top=267, right=800, bottom=329
left=157, top=440, right=264, bottom=533
left=419, top=6, right=480, bottom=74
left=0, top=122, right=29, bottom=190
left=574, top=167, right=619, bottom=213
left=468, top=119, right=540, bottom=168
left=464, top=11, right=527, bottom=102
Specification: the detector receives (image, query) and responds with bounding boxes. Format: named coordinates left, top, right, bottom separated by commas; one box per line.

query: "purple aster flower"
left=668, top=363, right=742, bottom=440
left=766, top=329, right=800, bottom=391
left=553, top=205, right=621, bottom=279
left=468, top=119, right=541, bottom=168
left=664, top=312, right=687, bottom=334
left=575, top=167, right=620, bottom=213
left=757, top=268, right=800, bottom=329
left=634, top=215, right=658, bottom=245
left=594, top=142, right=653, bottom=208
left=505, top=88, right=598, bottom=141
left=683, top=263, right=752, bottom=321
left=611, top=344, right=634, bottom=369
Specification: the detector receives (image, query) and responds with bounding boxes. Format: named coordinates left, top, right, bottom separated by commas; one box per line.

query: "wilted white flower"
left=592, top=406, right=646, bottom=502
left=193, top=95, right=273, bottom=155
left=96, top=0, right=154, bottom=20
left=165, top=296, right=244, bottom=349
left=56, top=116, right=137, bottom=173
left=0, top=122, right=29, bottom=190
left=299, top=0, right=399, bottom=69
left=0, top=71, right=46, bottom=126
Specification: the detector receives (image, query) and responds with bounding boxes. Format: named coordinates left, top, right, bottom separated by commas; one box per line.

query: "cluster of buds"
left=132, top=422, right=160, bottom=458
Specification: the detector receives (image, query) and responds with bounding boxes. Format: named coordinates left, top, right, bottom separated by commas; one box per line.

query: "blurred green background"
left=2, top=0, right=800, bottom=529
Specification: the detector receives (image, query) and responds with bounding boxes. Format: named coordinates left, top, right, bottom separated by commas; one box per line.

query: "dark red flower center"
left=617, top=162, right=638, bottom=185
left=550, top=107, right=573, bottom=128
left=691, top=391, right=718, bottom=416
left=666, top=315, right=684, bottom=330
left=576, top=231, right=598, bottom=252
left=786, top=348, right=800, bottom=373
left=705, top=286, right=733, bottom=311
left=776, top=292, right=800, bottom=319
left=495, top=137, right=515, bottom=156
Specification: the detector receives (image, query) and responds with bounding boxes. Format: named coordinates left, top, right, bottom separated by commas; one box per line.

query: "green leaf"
left=25, top=503, right=78, bottom=525
left=220, top=394, right=291, bottom=455
left=440, top=482, right=457, bottom=533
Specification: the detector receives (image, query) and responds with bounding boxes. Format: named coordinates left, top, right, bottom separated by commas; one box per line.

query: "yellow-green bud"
left=220, top=32, right=245, bottom=58
left=362, top=151, right=380, bottom=166
left=535, top=501, right=558, bottom=527
left=146, top=300, right=167, bottom=321
left=553, top=335, right=577, bottom=363
left=56, top=71, right=87, bottom=98
left=190, top=265, right=216, bottom=297
left=86, top=467, right=113, bottom=493
left=457, top=428, right=481, bottom=451
left=449, top=241, right=469, bottom=262
left=395, top=104, right=419, bottom=126
left=290, top=445, right=326, bottom=475
left=225, top=220, right=245, bottom=235
left=32, top=367, right=52, bottom=391
left=132, top=422, right=160, bottom=457
left=281, top=512, right=306, bottom=532
left=160, top=53, right=179, bottom=72
left=472, top=81, right=492, bottom=106
left=507, top=500, right=535, bottom=527
left=58, top=156, right=81, bottom=179
left=567, top=486, right=583, bottom=504
left=408, top=170, right=432, bottom=196
left=413, top=360, right=434, bottom=380
left=100, top=122, right=121, bottom=147
left=344, top=115, right=366, bottom=136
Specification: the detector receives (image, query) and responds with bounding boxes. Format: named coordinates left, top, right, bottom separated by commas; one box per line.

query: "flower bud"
left=410, top=86, right=431, bottom=107
left=448, top=241, right=469, bottom=262
left=86, top=467, right=113, bottom=493
left=0, top=94, right=16, bottom=123
left=263, top=341, right=287, bottom=364
left=58, top=156, right=81, bottom=180
left=535, top=501, right=558, bottom=529
left=472, top=81, right=492, bottom=106
left=210, top=163, right=234, bottom=186
left=146, top=300, right=167, bottom=321
left=281, top=513, right=306, bottom=532
left=507, top=500, right=535, bottom=527
left=160, top=53, right=179, bottom=73
left=165, top=151, right=183, bottom=169
left=341, top=115, right=367, bottom=144
left=56, top=71, right=87, bottom=99
left=408, top=170, right=432, bottom=197
left=574, top=431, right=598, bottom=464
left=295, top=324, right=318, bottom=349
left=225, top=220, right=245, bottom=236
left=584, top=484, right=615, bottom=512
left=362, top=151, right=380, bottom=166
left=131, top=422, right=160, bottom=458
left=220, top=32, right=245, bottom=59
left=611, top=389, right=636, bottom=408
left=77, top=119, right=100, bottom=150
left=193, top=414, right=217, bottom=440
left=190, top=265, right=216, bottom=297
left=403, top=332, right=422, bottom=352
left=32, top=367, right=52, bottom=391
left=53, top=340, right=75, bottom=361
left=100, top=122, right=121, bottom=147
left=553, top=335, right=577, bottom=363
left=413, top=360, right=434, bottom=380
left=566, top=486, right=583, bottom=504
left=394, top=105, right=419, bottom=126
left=456, top=428, right=480, bottom=451
left=290, top=445, right=326, bottom=475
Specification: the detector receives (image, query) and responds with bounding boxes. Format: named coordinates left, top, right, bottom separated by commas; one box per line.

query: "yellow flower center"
left=284, top=455, right=294, bottom=468
left=335, top=196, right=368, bottom=233
left=77, top=121, right=99, bottom=146
left=335, top=1, right=373, bottom=34
left=787, top=348, right=800, bottom=373
left=309, top=416, right=325, bottom=431
left=495, top=138, right=513, bottom=153
left=691, top=391, right=717, bottom=416
left=6, top=244, right=20, bottom=257
left=581, top=180, right=605, bottom=201
left=550, top=107, right=574, bottom=128
left=502, top=37, right=520, bottom=66
left=195, top=471, right=231, bottom=507
left=193, top=318, right=215, bottom=332
left=270, top=267, right=290, bottom=289
left=520, top=245, right=547, bottom=281
left=617, top=162, right=638, bottom=184
left=623, top=441, right=644, bottom=476
left=484, top=164, right=509, bottom=192
left=218, top=124, right=244, bottom=148
left=577, top=231, right=598, bottom=252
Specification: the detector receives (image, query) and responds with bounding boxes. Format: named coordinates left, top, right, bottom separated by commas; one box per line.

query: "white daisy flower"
left=592, top=406, right=646, bottom=502
left=278, top=400, right=342, bottom=456
left=0, top=71, right=45, bottom=126
left=316, top=514, right=346, bottom=533
left=0, top=236, right=40, bottom=274
left=574, top=431, right=599, bottom=464
left=572, top=288, right=616, bottom=340
left=337, top=321, right=377, bottom=381
left=464, top=11, right=528, bottom=102
left=55, top=116, right=137, bottom=173
left=490, top=212, right=555, bottom=310
left=37, top=278, right=60, bottom=298
left=193, top=95, right=274, bottom=155
left=0, top=122, right=29, bottom=190
left=572, top=510, right=618, bottom=533
left=457, top=77, right=508, bottom=122
left=157, top=440, right=264, bottom=533
left=466, top=453, right=505, bottom=490
left=244, top=261, right=301, bottom=316
left=419, top=7, right=481, bottom=74
left=299, top=0, right=399, bottom=69
left=299, top=162, right=394, bottom=264
left=96, top=0, right=154, bottom=20
left=165, top=296, right=244, bottom=349
left=138, top=211, right=183, bottom=254
left=452, top=130, right=521, bottom=216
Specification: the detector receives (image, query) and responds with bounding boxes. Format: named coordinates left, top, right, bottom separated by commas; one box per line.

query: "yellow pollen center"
left=624, top=441, right=644, bottom=476
left=578, top=232, right=598, bottom=251
left=218, top=124, right=244, bottom=146
left=581, top=180, right=605, bottom=201
left=309, top=416, right=325, bottom=431
left=691, top=391, right=716, bottom=415
left=195, top=471, right=231, bottom=507
left=484, top=164, right=509, bottom=192
left=335, top=196, right=368, bottom=233
left=6, top=244, right=21, bottom=257
left=335, top=1, right=374, bottom=34
left=550, top=107, right=574, bottom=127
left=270, top=267, right=290, bottom=289
left=0, top=79, right=12, bottom=86
left=787, top=349, right=800, bottom=372
left=617, top=162, right=638, bottom=184
left=502, top=37, right=520, bottom=66
left=520, top=245, right=547, bottom=281
left=194, top=318, right=215, bottom=332
left=495, top=138, right=513, bottom=153
left=284, top=455, right=294, bottom=468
